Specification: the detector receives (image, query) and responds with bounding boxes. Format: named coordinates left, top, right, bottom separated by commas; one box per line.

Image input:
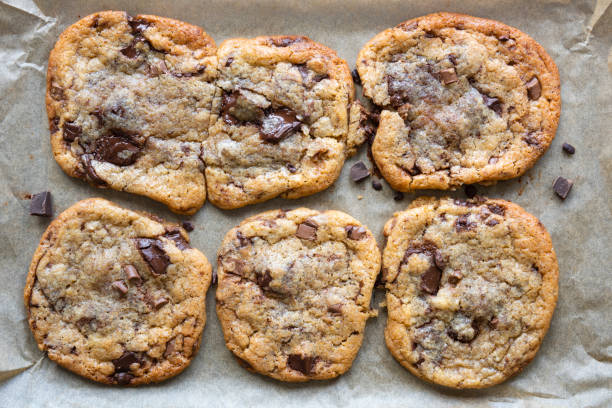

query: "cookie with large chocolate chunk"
left=204, top=36, right=365, bottom=209
left=357, top=12, right=561, bottom=192
left=47, top=11, right=217, bottom=214
left=382, top=197, right=558, bottom=388
left=216, top=208, right=381, bottom=381
left=24, top=198, right=212, bottom=385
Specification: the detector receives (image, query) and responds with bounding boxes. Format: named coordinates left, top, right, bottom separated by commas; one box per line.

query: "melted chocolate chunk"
left=350, top=161, right=370, bottom=182
left=345, top=225, right=367, bottom=240
left=526, top=77, right=541, bottom=100
left=420, top=265, right=442, bottom=295
left=523, top=133, right=539, bottom=146
left=114, top=372, right=134, bottom=385
left=94, top=135, right=140, bottom=166
left=163, top=230, right=190, bottom=250
left=236, top=231, right=251, bottom=248
left=295, top=220, right=318, bottom=241
left=181, top=221, right=195, bottom=232
left=481, top=94, right=502, bottom=115
left=136, top=238, right=170, bottom=275
left=260, top=108, right=301, bottom=143
left=120, top=44, right=139, bottom=59
left=113, top=351, right=139, bottom=372
left=487, top=204, right=505, bottom=215
left=351, top=69, right=361, bottom=85
left=256, top=270, right=272, bottom=289
left=269, top=37, right=304, bottom=47
left=455, top=214, right=476, bottom=232
left=124, top=264, right=142, bottom=284
left=63, top=122, right=81, bottom=142
left=553, top=176, right=573, bottom=199
left=50, top=117, right=60, bottom=133
left=287, top=354, right=317, bottom=375
left=562, top=143, right=575, bottom=154
left=30, top=192, right=52, bottom=217
left=80, top=154, right=106, bottom=185
left=127, top=16, right=150, bottom=34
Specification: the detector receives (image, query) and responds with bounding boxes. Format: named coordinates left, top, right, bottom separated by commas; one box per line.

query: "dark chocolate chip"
left=295, top=220, right=318, bottom=241
left=221, top=92, right=239, bottom=125
left=372, top=178, right=383, bottom=191
left=269, top=37, right=304, bottom=47
left=94, top=136, right=140, bottom=166
left=80, top=154, right=106, bottom=185
left=236, top=231, right=251, bottom=248
left=487, top=204, right=505, bottom=215
left=49, top=86, right=64, bottom=101
left=562, top=143, right=575, bottom=154
left=437, top=68, right=458, bottom=85
left=30, top=192, right=52, bottom=217
left=111, top=280, right=128, bottom=295
left=127, top=16, right=150, bottom=34
left=350, top=161, right=370, bottom=182
left=499, top=35, right=510, bottom=42
left=393, top=191, right=404, bottom=201
left=526, top=77, right=541, bottom=100
left=327, top=303, right=342, bottom=315
left=260, top=108, right=301, bottom=143
left=114, top=372, right=134, bottom=385
left=523, top=133, right=539, bottom=146
left=553, top=176, right=573, bottom=199
left=287, top=163, right=297, bottom=173
left=447, top=270, right=463, bottom=285
left=163, top=230, right=190, bottom=250
left=225, top=57, right=234, bottom=67
left=345, top=225, right=367, bottom=240
left=351, top=69, right=361, bottom=86
left=113, top=351, right=139, bottom=372
left=256, top=270, right=272, bottom=288
left=448, top=53, right=458, bottom=65
left=434, top=250, right=446, bottom=269
left=120, top=44, right=139, bottom=58
left=485, top=218, right=499, bottom=227
left=396, top=21, right=418, bottom=31
left=287, top=354, right=317, bottom=375
left=50, top=117, right=60, bottom=133
left=424, top=31, right=436, bottom=38
left=63, top=122, right=81, bottom=142
left=124, top=265, right=142, bottom=284
left=172, top=65, right=206, bottom=78
left=482, top=94, right=502, bottom=115
left=181, top=221, right=194, bottom=232
left=153, top=296, right=168, bottom=309
left=136, top=238, right=170, bottom=275
left=420, top=265, right=442, bottom=295
left=464, top=185, right=478, bottom=198
left=455, top=214, right=476, bottom=232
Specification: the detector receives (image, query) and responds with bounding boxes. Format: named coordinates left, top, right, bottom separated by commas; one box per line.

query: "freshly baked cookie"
left=216, top=208, right=380, bottom=381
left=204, top=36, right=366, bottom=209
left=382, top=197, right=558, bottom=388
left=24, top=198, right=212, bottom=385
left=357, top=12, right=561, bottom=191
left=47, top=11, right=217, bottom=214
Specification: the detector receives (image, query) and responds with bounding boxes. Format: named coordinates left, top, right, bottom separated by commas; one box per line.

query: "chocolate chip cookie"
left=24, top=198, right=212, bottom=385
left=204, top=36, right=365, bottom=209
left=216, top=208, right=381, bottom=381
left=357, top=12, right=561, bottom=191
left=47, top=11, right=218, bottom=214
left=382, top=197, right=558, bottom=388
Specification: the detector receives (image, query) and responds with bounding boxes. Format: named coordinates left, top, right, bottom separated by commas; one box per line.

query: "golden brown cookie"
left=382, top=197, right=558, bottom=388
left=47, top=11, right=217, bottom=214
left=24, top=198, right=212, bottom=385
left=216, top=208, right=380, bottom=381
left=357, top=12, right=561, bottom=191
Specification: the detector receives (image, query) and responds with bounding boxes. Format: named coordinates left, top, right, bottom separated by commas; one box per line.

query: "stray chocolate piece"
left=124, top=265, right=142, bottom=285
left=562, top=143, right=575, bottom=155
left=287, top=354, right=317, bottom=375
left=372, top=178, right=383, bottom=191
left=350, top=161, right=370, bottom=182
left=438, top=68, right=458, bottom=85
left=345, top=225, right=367, bottom=240
left=526, top=77, right=541, bottom=100
left=295, top=220, right=318, bottom=241
left=30, top=191, right=52, bottom=217
left=153, top=297, right=169, bottom=310
left=111, top=280, right=128, bottom=295
left=464, top=185, right=478, bottom=198
left=393, top=191, right=404, bottom=201
left=553, top=177, right=573, bottom=199
left=181, top=221, right=195, bottom=232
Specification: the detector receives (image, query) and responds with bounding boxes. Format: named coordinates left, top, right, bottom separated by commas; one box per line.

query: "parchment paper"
left=1, top=0, right=611, bottom=406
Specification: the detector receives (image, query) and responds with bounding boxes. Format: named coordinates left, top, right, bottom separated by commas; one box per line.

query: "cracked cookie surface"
left=382, top=197, right=558, bottom=388
left=47, top=11, right=218, bottom=214
left=357, top=12, right=560, bottom=191
left=216, top=208, right=381, bottom=381
left=204, top=36, right=363, bottom=209
left=24, top=198, right=212, bottom=385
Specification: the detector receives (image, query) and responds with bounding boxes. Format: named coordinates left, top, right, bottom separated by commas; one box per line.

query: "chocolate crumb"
left=181, top=221, right=194, bottom=232
left=553, top=177, right=573, bottom=199
left=562, top=143, right=575, bottom=155
left=372, top=178, right=383, bottom=191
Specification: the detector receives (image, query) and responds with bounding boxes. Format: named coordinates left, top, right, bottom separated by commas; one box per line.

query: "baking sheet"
left=1, top=0, right=611, bottom=406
